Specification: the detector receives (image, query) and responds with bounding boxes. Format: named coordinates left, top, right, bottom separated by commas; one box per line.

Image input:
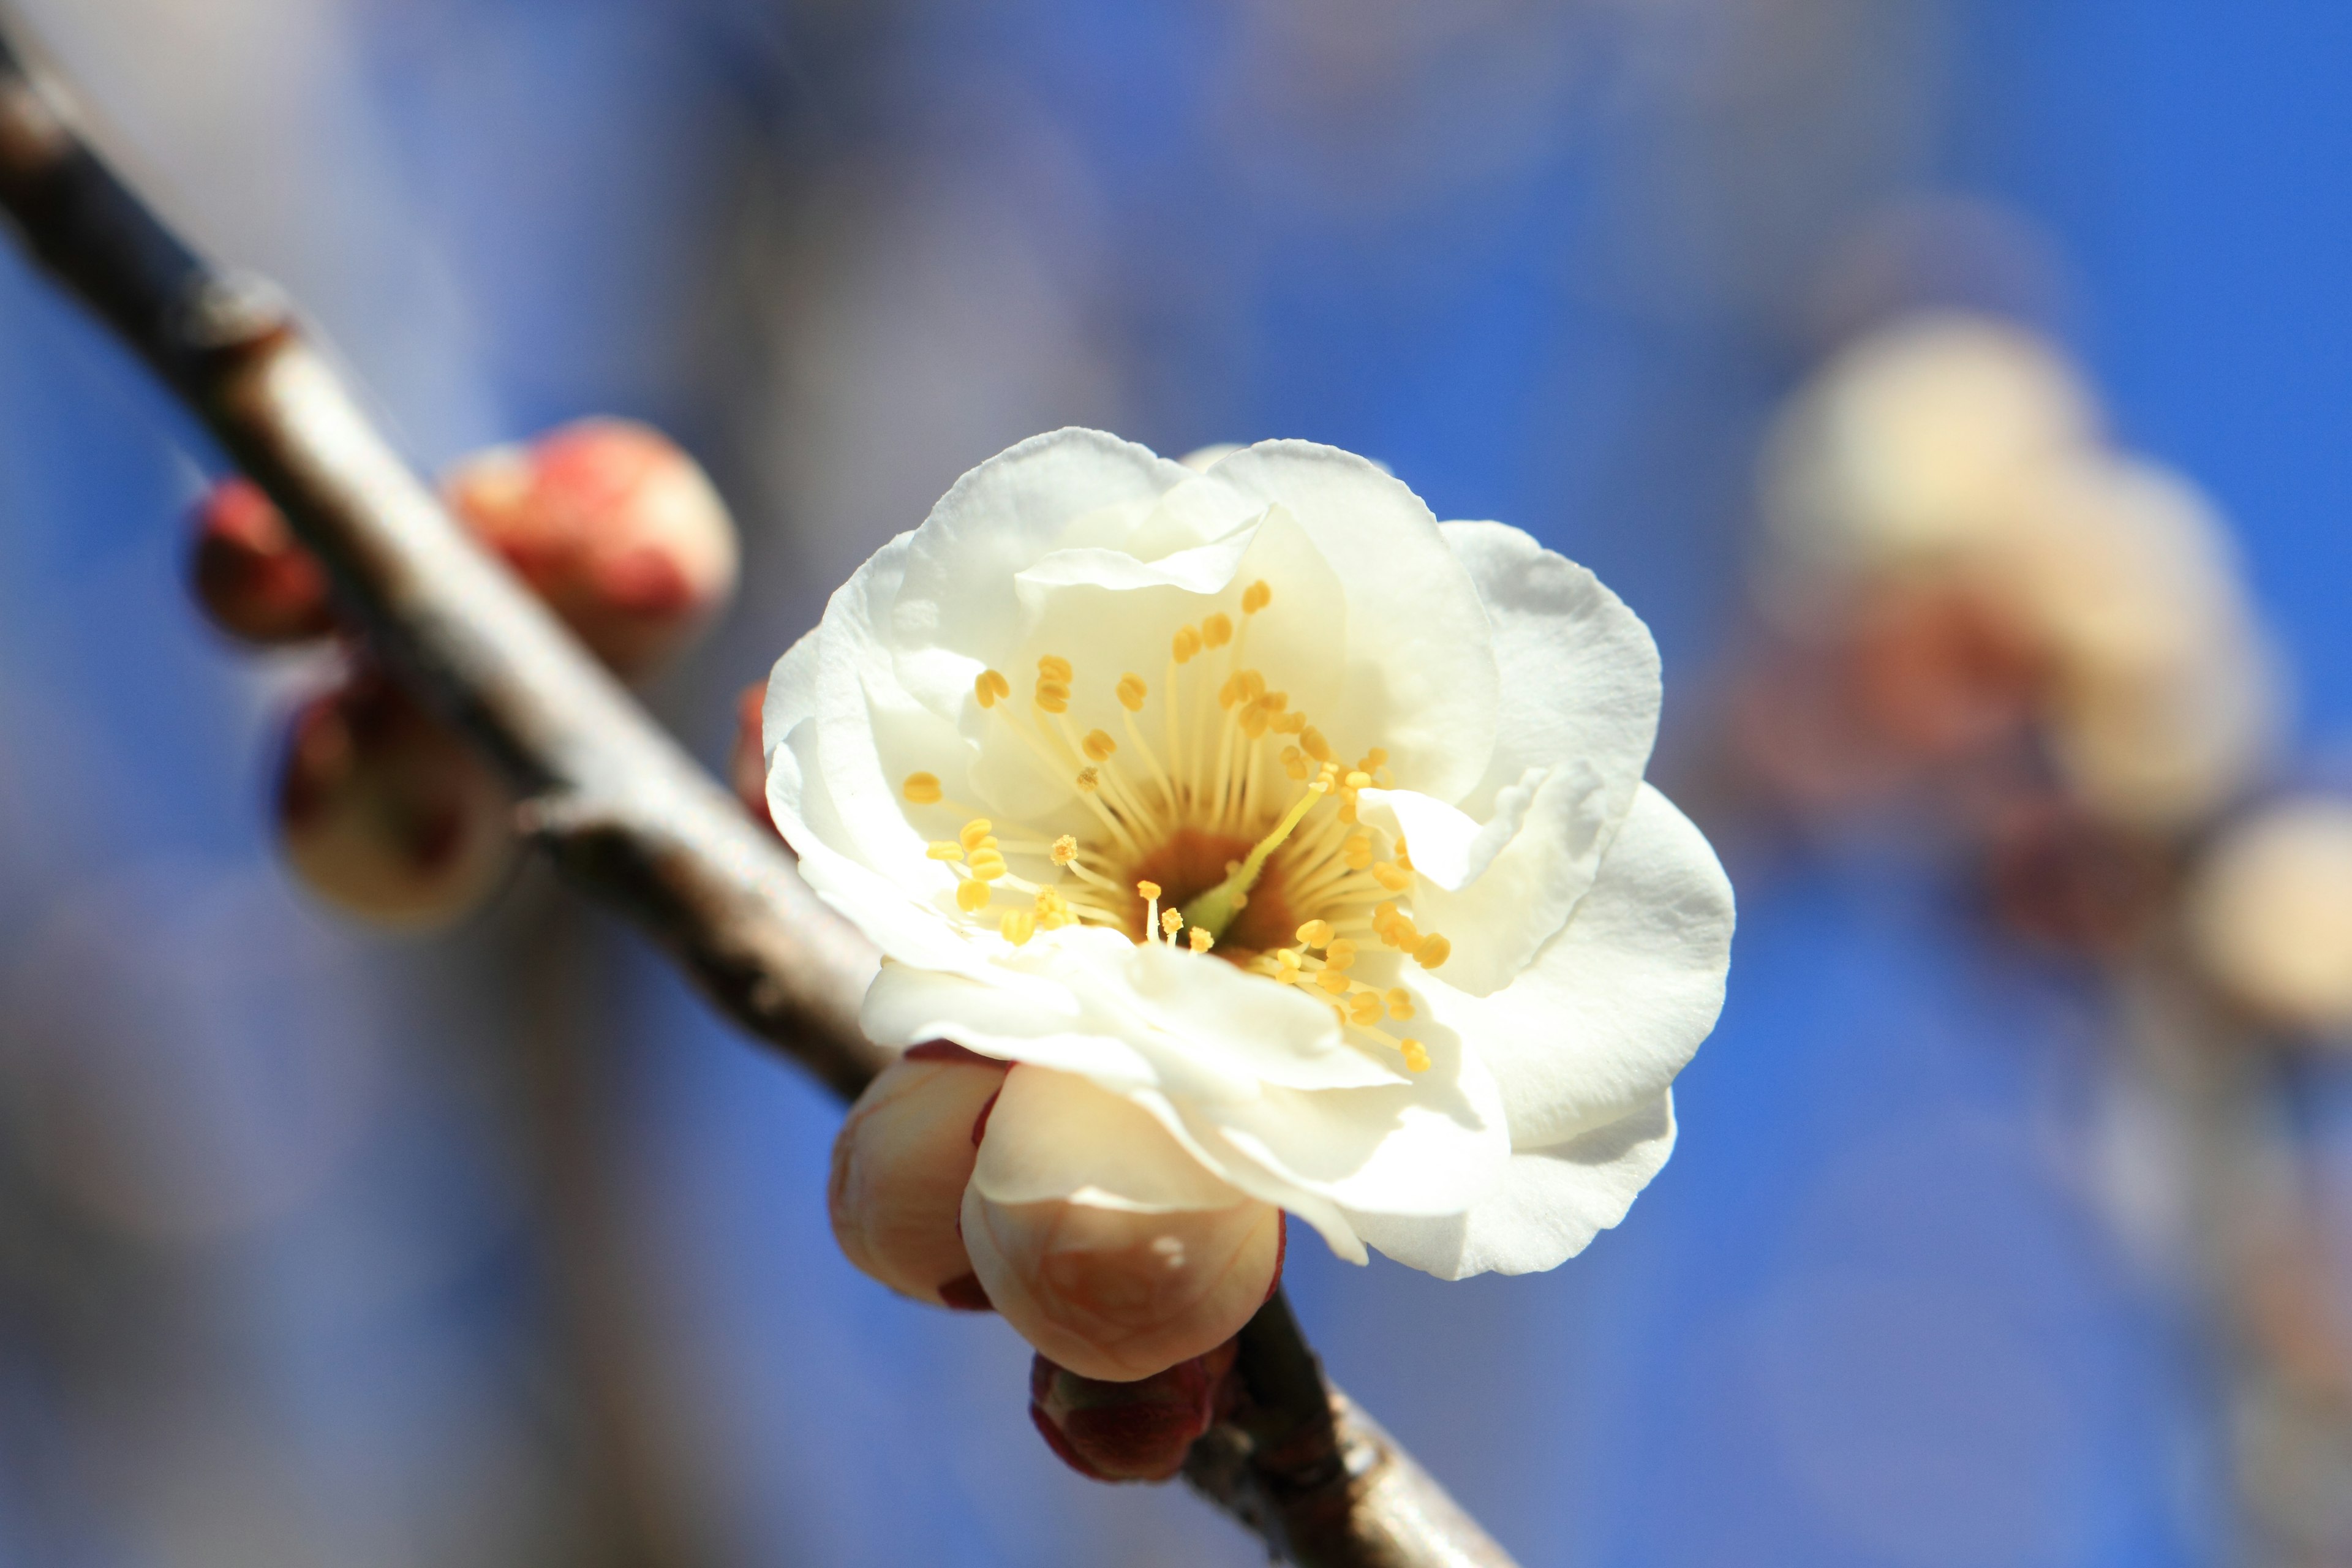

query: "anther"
left=1281, top=746, right=1309, bottom=782
left=1038, top=655, right=1073, bottom=683
left=1201, top=613, right=1234, bottom=649
left=1324, top=939, right=1357, bottom=971
left=1035, top=680, right=1072, bottom=714
left=1349, top=992, right=1383, bottom=1026
left=1000, top=908, right=1037, bottom=946
left=1400, top=1039, right=1431, bottom=1073
left=956, top=879, right=992, bottom=913
left=1276, top=949, right=1303, bottom=972
left=1082, top=729, right=1117, bottom=763
left=1117, top=674, right=1148, bottom=712
left=1052, top=835, right=1079, bottom=867
left=1271, top=710, right=1306, bottom=736
left=1172, top=627, right=1203, bottom=663
left=1373, top=862, right=1411, bottom=892
left=1300, top=728, right=1330, bottom=763
left=1316, top=970, right=1350, bottom=995
left=1394, top=837, right=1414, bottom=873
left=1414, top=934, right=1452, bottom=970
left=1137, top=880, right=1163, bottom=901
left=1188, top=926, right=1214, bottom=954
left=1384, top=987, right=1415, bottom=1021
left=1161, top=908, right=1185, bottom=940
left=968, top=850, right=1009, bottom=882
left=1345, top=771, right=1372, bottom=791
left=960, top=819, right=994, bottom=851
left=975, top=669, right=1012, bottom=709
left=1241, top=580, right=1272, bottom=614
left=903, top=772, right=943, bottom=805
left=1076, top=766, right=1101, bottom=793
left=927, top=842, right=965, bottom=861
left=1343, top=834, right=1373, bottom=870
left=1297, top=919, right=1335, bottom=949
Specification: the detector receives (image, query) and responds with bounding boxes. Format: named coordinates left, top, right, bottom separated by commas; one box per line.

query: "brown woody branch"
left=0, top=24, right=1517, bottom=1568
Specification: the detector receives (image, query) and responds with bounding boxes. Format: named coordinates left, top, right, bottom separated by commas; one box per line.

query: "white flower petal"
left=1348, top=1093, right=1676, bottom=1279
left=1419, top=784, right=1732, bottom=1151
left=971, top=1067, right=1245, bottom=1213
left=1182, top=1027, right=1512, bottom=1221
left=1212, top=443, right=1499, bottom=804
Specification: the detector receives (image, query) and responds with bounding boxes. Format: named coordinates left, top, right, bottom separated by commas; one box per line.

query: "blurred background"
left=1, top=2, right=2350, bottom=1564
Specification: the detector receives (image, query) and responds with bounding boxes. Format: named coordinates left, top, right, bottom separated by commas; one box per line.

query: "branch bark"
left=0, top=25, right=1517, bottom=1568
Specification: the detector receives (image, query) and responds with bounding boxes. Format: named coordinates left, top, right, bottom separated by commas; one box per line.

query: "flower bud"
left=962, top=1067, right=1283, bottom=1381
left=275, top=674, right=516, bottom=927
left=2187, top=801, right=2352, bottom=1037
left=443, top=418, right=739, bottom=679
left=829, top=1044, right=1010, bottom=1307
left=729, top=680, right=777, bottom=831
left=1028, top=1339, right=1238, bottom=1483
left=187, top=478, right=336, bottom=644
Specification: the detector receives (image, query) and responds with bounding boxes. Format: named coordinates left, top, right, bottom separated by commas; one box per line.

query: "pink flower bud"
left=829, top=1044, right=1010, bottom=1308
left=443, top=419, right=739, bottom=679
left=1028, top=1339, right=1238, bottom=1483
left=960, top=1068, right=1283, bottom=1381
left=187, top=478, right=337, bottom=644
left=275, top=674, right=516, bottom=927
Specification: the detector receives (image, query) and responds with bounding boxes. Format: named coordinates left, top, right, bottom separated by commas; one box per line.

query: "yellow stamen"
left=1384, top=987, right=1415, bottom=1021
left=1349, top=992, right=1383, bottom=1025
left=927, top=842, right=965, bottom=862
left=1414, top=934, right=1452, bottom=970
left=1173, top=626, right=1203, bottom=663
left=1242, top=580, right=1272, bottom=614
left=1297, top=919, right=1335, bottom=949
left=1180, top=771, right=1334, bottom=940
left=967, top=850, right=1009, bottom=882
left=1117, top=674, right=1148, bottom=712
left=1052, top=835, right=1079, bottom=867
left=1188, top=925, right=1214, bottom=953
left=903, top=772, right=943, bottom=805
left=1300, top=728, right=1330, bottom=763
left=1076, top=766, right=1101, bottom=793
left=1373, top=862, right=1411, bottom=892
left=959, top=819, right=993, bottom=852
left=1161, top=908, right=1185, bottom=940
left=1136, top=880, right=1163, bottom=901
left=1400, top=1039, right=1431, bottom=1073
left=1001, top=908, right=1037, bottom=946
left=1038, top=655, right=1073, bottom=683
left=1324, top=939, right=1357, bottom=971
left=956, top=879, right=992, bottom=913
left=1316, top=969, right=1350, bottom=995
left=1082, top=729, right=1117, bottom=763
left=975, top=670, right=1012, bottom=709
left=1202, top=612, right=1233, bottom=649
left=1343, top=834, right=1372, bottom=870
left=1035, top=679, right=1071, bottom=714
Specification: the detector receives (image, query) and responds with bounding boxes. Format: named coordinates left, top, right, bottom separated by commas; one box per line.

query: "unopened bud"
left=1028, top=1339, right=1238, bottom=1483
left=275, top=674, right=515, bottom=927
left=829, top=1044, right=1011, bottom=1307
left=187, top=478, right=336, bottom=644
left=960, top=1067, right=1285, bottom=1381
left=2187, top=800, right=2352, bottom=1036
left=728, top=680, right=777, bottom=832
left=443, top=418, right=739, bottom=679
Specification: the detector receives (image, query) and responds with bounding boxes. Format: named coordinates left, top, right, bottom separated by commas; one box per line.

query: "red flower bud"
left=187, top=478, right=336, bottom=644
left=829, top=1047, right=1011, bottom=1307
left=275, top=674, right=515, bottom=927
left=729, top=680, right=777, bottom=831
left=1028, top=1339, right=1238, bottom=1483
left=443, top=419, right=738, bottom=679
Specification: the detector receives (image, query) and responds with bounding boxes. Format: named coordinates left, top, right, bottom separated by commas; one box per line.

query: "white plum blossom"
left=766, top=430, right=1733, bottom=1283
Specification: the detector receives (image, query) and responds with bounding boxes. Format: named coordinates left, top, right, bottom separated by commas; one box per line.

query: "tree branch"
left=0, top=25, right=1517, bottom=1568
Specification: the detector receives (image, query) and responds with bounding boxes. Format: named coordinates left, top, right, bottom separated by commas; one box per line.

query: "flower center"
left=897, top=576, right=1450, bottom=1074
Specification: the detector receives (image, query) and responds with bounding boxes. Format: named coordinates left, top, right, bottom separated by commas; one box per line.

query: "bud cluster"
left=827, top=1050, right=1283, bottom=1479
left=187, top=419, right=741, bottom=927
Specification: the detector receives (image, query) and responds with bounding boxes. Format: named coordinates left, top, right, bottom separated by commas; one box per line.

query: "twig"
left=0, top=25, right=1517, bottom=1568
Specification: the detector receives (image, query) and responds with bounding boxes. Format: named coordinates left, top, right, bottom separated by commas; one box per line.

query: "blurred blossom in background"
left=3, top=2, right=2352, bottom=1565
